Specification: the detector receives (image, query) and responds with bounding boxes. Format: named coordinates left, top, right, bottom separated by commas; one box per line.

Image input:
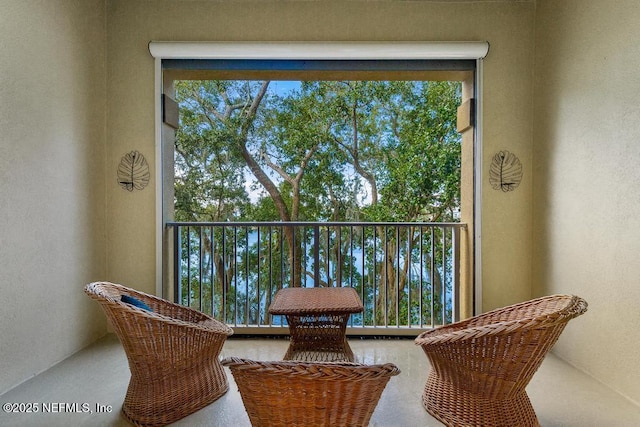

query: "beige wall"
left=106, top=0, right=536, bottom=311
left=2, top=0, right=637, bottom=408
left=533, top=0, right=640, bottom=405
left=2, top=0, right=637, bottom=409
left=0, top=1, right=107, bottom=394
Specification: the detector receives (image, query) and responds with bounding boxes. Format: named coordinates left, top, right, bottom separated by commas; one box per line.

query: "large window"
left=152, top=43, right=486, bottom=322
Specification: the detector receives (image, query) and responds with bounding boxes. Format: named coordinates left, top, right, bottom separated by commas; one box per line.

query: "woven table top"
left=269, top=287, right=364, bottom=316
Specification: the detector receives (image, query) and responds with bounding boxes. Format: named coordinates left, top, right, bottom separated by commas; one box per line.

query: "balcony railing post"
left=430, top=227, right=435, bottom=328
left=173, top=225, right=180, bottom=303
left=313, top=224, right=320, bottom=287
left=186, top=226, right=191, bottom=307
left=198, top=227, right=203, bottom=312
left=441, top=227, right=447, bottom=324
left=452, top=225, right=461, bottom=323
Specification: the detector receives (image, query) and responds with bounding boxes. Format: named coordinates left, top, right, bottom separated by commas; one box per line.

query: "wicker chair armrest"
left=466, top=294, right=587, bottom=327
left=85, top=282, right=233, bottom=336
left=145, top=311, right=233, bottom=336
left=221, top=357, right=400, bottom=379
left=104, top=308, right=232, bottom=365
left=415, top=319, right=535, bottom=347
left=122, top=289, right=210, bottom=323
left=415, top=294, right=587, bottom=348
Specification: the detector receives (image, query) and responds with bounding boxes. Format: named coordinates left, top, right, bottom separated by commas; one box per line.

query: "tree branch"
left=233, top=81, right=293, bottom=221
left=294, top=144, right=319, bottom=183
left=261, top=150, right=294, bottom=184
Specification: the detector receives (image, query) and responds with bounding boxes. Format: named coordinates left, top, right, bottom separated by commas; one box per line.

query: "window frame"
left=150, top=41, right=488, bottom=316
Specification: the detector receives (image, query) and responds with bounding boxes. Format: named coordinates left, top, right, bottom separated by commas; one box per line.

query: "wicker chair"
left=85, top=281, right=234, bottom=426
left=415, top=294, right=587, bottom=427
left=221, top=357, right=400, bottom=427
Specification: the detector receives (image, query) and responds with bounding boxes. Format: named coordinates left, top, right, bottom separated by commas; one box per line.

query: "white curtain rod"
left=148, top=41, right=490, bottom=60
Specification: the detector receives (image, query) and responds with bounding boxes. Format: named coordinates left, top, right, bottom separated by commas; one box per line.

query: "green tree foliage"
left=175, top=79, right=461, bottom=223
left=174, top=81, right=251, bottom=221
left=174, top=78, right=461, bottom=325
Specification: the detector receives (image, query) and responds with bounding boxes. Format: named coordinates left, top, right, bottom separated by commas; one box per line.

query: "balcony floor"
left=1, top=334, right=639, bottom=426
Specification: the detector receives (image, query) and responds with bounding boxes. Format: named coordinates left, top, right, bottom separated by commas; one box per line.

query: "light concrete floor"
left=1, top=334, right=639, bottom=427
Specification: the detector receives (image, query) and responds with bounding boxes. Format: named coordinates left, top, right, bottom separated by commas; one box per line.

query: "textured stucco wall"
left=2, top=0, right=637, bottom=407
left=106, top=0, right=536, bottom=313
left=533, top=0, right=640, bottom=405
left=0, top=0, right=540, bottom=397
left=0, top=0, right=107, bottom=395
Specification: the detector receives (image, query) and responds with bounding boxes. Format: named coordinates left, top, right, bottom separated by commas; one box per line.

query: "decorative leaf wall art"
left=489, top=150, right=523, bottom=192
left=117, top=151, right=150, bottom=191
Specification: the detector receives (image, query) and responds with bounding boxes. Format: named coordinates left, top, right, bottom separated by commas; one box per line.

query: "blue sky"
left=270, top=80, right=301, bottom=96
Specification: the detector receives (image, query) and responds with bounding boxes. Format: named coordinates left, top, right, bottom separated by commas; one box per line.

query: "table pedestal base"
left=283, top=313, right=355, bottom=362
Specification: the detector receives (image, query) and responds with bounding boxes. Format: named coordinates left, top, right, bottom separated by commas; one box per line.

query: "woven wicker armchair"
left=415, top=294, right=587, bottom=427
left=85, top=281, right=234, bottom=426
left=221, top=357, right=400, bottom=427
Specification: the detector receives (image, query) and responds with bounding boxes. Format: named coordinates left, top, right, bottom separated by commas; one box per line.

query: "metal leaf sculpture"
left=117, top=151, right=150, bottom=192
left=489, top=150, right=523, bottom=192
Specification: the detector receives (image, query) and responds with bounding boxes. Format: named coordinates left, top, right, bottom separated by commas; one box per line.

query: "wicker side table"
left=269, top=287, right=363, bottom=362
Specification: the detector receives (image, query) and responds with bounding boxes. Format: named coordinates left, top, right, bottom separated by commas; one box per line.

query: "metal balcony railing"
left=165, top=221, right=464, bottom=335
